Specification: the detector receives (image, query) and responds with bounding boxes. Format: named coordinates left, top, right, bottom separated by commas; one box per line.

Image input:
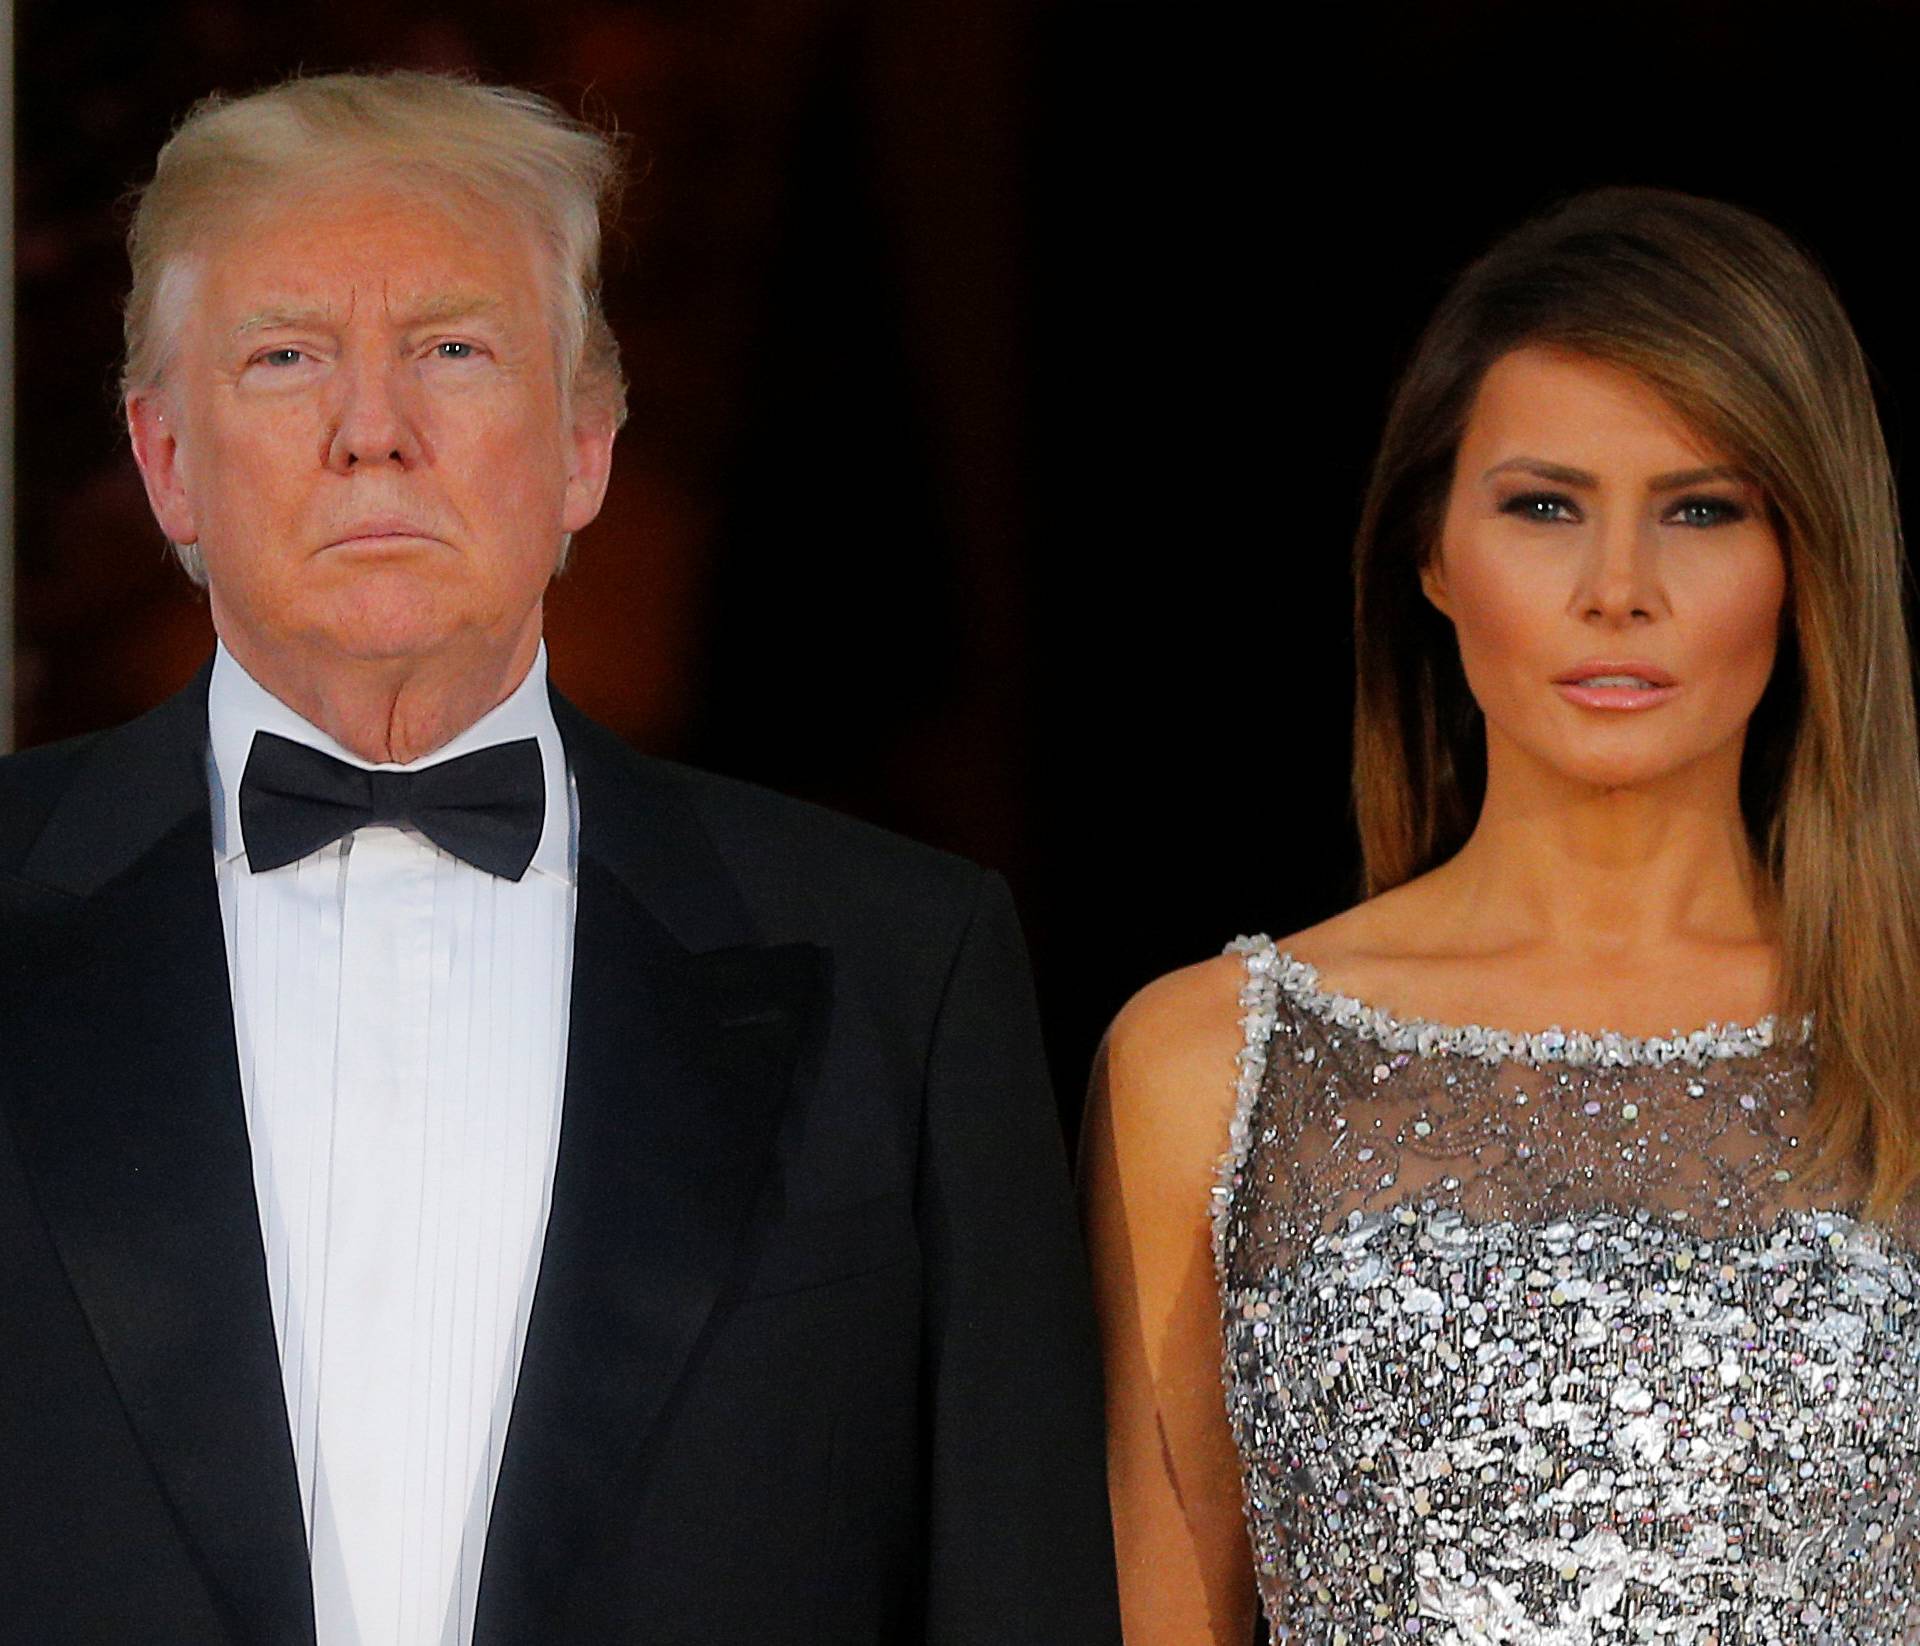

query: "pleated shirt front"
left=206, top=642, right=576, bottom=1646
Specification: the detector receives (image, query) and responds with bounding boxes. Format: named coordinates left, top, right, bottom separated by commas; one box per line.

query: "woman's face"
left=1424, top=345, right=1787, bottom=795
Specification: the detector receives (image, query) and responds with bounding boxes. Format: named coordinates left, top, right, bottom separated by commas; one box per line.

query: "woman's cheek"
left=1690, top=554, right=1786, bottom=712
left=1447, top=574, right=1552, bottom=717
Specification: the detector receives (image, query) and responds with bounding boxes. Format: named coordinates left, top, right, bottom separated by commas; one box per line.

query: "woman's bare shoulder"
left=1107, top=952, right=1245, bottom=1072
left=1093, top=882, right=1449, bottom=1185
left=1101, top=890, right=1436, bottom=1098
left=1273, top=874, right=1458, bottom=1003
left=1096, top=952, right=1252, bottom=1172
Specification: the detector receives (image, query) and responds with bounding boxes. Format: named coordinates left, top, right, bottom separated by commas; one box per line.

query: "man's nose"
left=1572, top=516, right=1665, bottom=626
left=324, top=360, right=425, bottom=473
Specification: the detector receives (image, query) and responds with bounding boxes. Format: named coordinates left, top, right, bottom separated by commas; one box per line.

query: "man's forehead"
left=184, top=184, right=542, bottom=326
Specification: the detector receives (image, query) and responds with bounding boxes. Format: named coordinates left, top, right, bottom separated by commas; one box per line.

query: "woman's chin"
left=1541, top=747, right=1726, bottom=797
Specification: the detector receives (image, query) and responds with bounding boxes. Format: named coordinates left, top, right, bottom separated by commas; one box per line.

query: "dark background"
left=16, top=0, right=1920, bottom=1132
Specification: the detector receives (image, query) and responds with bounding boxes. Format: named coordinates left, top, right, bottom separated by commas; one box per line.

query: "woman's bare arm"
left=1080, top=956, right=1259, bottom=1646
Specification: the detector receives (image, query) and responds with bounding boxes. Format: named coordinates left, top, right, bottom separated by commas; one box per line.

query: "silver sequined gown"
left=1213, top=937, right=1920, bottom=1644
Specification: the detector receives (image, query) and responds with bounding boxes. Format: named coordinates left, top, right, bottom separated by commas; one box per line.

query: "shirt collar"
left=206, top=640, right=574, bottom=883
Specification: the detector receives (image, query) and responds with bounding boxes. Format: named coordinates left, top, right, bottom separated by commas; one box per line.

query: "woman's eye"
left=1502, top=492, right=1577, bottom=524
left=1667, top=495, right=1747, bottom=528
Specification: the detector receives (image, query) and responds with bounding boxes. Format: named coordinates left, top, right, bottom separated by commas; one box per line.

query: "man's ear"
left=561, top=411, right=618, bottom=537
left=126, top=391, right=200, bottom=547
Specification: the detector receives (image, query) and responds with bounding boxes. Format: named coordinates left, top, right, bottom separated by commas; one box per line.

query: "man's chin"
left=209, top=562, right=544, bottom=681
left=290, top=564, right=488, bottom=659
left=289, top=590, right=491, bottom=668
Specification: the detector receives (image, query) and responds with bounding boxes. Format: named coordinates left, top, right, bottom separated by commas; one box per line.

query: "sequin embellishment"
left=1213, top=937, right=1920, bottom=1643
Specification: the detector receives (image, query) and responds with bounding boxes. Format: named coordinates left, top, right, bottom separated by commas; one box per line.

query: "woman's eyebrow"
left=1483, top=458, right=1595, bottom=486
left=1647, top=464, right=1746, bottom=491
left=1482, top=458, right=1748, bottom=491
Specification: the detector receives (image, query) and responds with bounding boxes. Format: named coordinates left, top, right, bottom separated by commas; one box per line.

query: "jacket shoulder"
left=0, top=732, right=108, bottom=873
left=644, top=754, right=988, bottom=921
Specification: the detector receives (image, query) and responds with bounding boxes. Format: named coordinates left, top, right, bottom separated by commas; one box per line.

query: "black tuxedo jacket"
left=0, top=672, right=1120, bottom=1645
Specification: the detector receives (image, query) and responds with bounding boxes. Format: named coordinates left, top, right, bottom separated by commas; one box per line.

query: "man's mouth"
left=323, top=520, right=441, bottom=550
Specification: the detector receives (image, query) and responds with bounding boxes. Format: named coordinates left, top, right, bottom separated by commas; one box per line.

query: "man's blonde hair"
left=123, top=69, right=628, bottom=423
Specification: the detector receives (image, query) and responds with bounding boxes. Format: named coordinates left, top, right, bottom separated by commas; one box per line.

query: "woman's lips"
left=1552, top=665, right=1678, bottom=711
left=1555, top=681, right=1679, bottom=710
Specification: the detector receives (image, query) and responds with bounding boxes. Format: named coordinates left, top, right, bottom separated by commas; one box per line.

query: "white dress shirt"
left=207, top=643, right=576, bottom=1646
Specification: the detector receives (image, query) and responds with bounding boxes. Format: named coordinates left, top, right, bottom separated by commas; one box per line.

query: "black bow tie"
left=238, top=730, right=547, bottom=881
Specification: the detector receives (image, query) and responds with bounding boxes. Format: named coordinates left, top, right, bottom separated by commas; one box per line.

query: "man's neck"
left=214, top=625, right=545, bottom=766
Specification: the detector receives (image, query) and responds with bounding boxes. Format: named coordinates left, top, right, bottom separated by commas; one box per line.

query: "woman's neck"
left=1438, top=748, right=1771, bottom=958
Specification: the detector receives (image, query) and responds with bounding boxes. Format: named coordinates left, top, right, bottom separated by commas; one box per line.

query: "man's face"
left=128, top=182, right=614, bottom=675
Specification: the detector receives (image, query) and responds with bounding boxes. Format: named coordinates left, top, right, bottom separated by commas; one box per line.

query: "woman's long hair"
left=1353, top=186, right=1920, bottom=1216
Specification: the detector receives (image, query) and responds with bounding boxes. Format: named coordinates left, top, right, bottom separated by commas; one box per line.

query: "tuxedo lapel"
left=474, top=699, right=831, bottom=1641
left=3, top=678, right=314, bottom=1646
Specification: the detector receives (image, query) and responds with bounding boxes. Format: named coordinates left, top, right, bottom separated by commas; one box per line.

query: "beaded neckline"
left=1231, top=935, right=1805, bottom=1069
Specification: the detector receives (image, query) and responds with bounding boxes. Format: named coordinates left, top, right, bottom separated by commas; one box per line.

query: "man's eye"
left=432, top=340, right=478, bottom=359
left=1502, top=492, right=1577, bottom=524
left=256, top=348, right=306, bottom=368
left=1667, top=496, right=1747, bottom=528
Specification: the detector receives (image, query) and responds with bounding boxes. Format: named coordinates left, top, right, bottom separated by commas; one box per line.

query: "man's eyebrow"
left=230, top=293, right=504, bottom=336
left=1482, top=458, right=1752, bottom=491
left=397, top=293, right=505, bottom=327
left=233, top=306, right=335, bottom=337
